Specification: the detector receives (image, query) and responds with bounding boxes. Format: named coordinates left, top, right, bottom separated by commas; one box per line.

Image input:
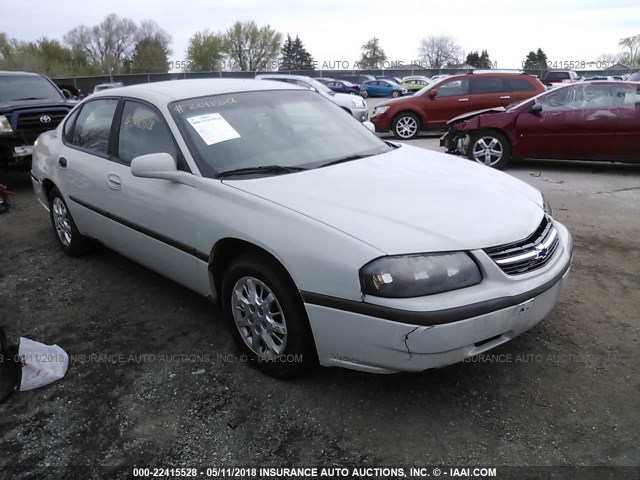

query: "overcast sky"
left=4, top=0, right=639, bottom=70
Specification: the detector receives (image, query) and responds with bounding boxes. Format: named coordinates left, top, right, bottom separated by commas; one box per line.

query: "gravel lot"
left=0, top=112, right=638, bottom=479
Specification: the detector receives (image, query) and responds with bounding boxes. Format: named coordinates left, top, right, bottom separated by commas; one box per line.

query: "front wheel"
left=392, top=113, right=420, bottom=140
left=48, top=187, right=93, bottom=256
left=221, top=252, right=316, bottom=377
left=391, top=90, right=400, bottom=98
left=467, top=131, right=511, bottom=169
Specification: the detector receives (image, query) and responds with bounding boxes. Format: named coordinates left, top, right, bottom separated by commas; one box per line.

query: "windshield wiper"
left=12, top=97, right=47, bottom=101
left=385, top=140, right=400, bottom=149
left=319, top=153, right=373, bottom=168
left=216, top=165, right=308, bottom=178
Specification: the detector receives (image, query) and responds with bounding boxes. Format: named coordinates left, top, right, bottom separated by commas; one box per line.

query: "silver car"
left=256, top=74, right=368, bottom=122
left=31, top=79, right=572, bottom=377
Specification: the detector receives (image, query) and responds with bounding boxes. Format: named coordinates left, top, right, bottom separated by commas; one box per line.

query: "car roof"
left=90, top=78, right=303, bottom=103
left=256, top=74, right=318, bottom=82
left=0, top=70, right=45, bottom=77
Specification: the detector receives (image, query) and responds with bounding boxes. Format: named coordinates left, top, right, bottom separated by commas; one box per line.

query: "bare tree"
left=223, top=21, right=282, bottom=71
left=618, top=34, right=640, bottom=67
left=417, top=35, right=462, bottom=69
left=137, top=20, right=172, bottom=53
left=64, top=14, right=138, bottom=73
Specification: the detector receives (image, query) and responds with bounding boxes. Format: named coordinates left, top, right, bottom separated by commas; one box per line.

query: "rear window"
left=504, top=78, right=537, bottom=92
left=543, top=72, right=570, bottom=81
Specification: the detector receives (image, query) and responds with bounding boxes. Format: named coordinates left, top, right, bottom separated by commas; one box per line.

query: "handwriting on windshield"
left=175, top=97, right=237, bottom=114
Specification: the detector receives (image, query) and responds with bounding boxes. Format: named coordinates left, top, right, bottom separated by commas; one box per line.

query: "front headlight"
left=372, top=105, right=389, bottom=115
left=360, top=252, right=482, bottom=298
left=542, top=194, right=553, bottom=216
left=0, top=115, right=13, bottom=133
left=351, top=98, right=366, bottom=109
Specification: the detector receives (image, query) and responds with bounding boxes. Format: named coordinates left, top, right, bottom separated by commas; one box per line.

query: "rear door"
left=504, top=77, right=541, bottom=102
left=468, top=76, right=512, bottom=110
left=425, top=78, right=470, bottom=126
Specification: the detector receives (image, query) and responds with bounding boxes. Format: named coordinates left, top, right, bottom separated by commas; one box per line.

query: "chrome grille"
left=484, top=216, right=559, bottom=275
left=15, top=110, right=70, bottom=138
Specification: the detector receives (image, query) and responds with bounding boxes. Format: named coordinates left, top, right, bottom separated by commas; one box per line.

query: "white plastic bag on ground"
left=18, top=337, right=69, bottom=391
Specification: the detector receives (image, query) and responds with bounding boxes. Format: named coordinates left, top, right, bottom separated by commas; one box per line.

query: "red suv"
left=370, top=72, right=545, bottom=139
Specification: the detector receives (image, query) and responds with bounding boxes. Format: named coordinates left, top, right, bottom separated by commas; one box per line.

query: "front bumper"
left=351, top=107, right=369, bottom=122
left=305, top=222, right=573, bottom=373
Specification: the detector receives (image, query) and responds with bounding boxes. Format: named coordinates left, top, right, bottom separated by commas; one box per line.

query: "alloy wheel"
left=471, top=136, right=504, bottom=166
left=395, top=116, right=418, bottom=139
left=52, top=197, right=72, bottom=246
left=231, top=276, right=287, bottom=359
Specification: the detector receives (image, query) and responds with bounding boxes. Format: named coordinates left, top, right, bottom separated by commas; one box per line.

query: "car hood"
left=372, top=95, right=417, bottom=109
left=330, top=92, right=365, bottom=108
left=0, top=98, right=76, bottom=113
left=224, top=145, right=544, bottom=255
left=447, top=107, right=507, bottom=125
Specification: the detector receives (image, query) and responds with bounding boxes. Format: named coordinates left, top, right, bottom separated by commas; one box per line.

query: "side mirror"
left=61, top=89, right=73, bottom=99
left=527, top=103, right=543, bottom=114
left=363, top=121, right=375, bottom=133
left=131, top=153, right=197, bottom=187
left=428, top=89, right=438, bottom=99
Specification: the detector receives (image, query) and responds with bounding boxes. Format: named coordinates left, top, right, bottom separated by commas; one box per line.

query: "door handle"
left=107, top=174, right=122, bottom=190
left=500, top=96, right=511, bottom=99
left=458, top=98, right=469, bottom=102
left=58, top=157, right=67, bottom=168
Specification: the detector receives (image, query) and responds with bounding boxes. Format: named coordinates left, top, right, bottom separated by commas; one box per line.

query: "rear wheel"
left=360, top=90, right=368, bottom=98
left=221, top=252, right=316, bottom=377
left=392, top=112, right=420, bottom=140
left=48, top=187, right=93, bottom=256
left=467, top=130, right=511, bottom=169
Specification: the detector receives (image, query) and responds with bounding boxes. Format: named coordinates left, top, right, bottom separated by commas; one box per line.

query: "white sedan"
left=31, top=79, right=573, bottom=377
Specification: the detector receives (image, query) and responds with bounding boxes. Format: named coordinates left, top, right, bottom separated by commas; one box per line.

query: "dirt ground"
left=0, top=151, right=638, bottom=480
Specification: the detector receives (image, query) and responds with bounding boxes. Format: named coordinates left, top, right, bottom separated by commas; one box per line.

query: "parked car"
left=372, top=72, right=546, bottom=139
left=540, top=70, right=580, bottom=89
left=315, top=78, right=362, bottom=95
left=375, top=75, right=402, bottom=84
left=256, top=74, right=368, bottom=122
left=31, top=79, right=572, bottom=376
left=429, top=74, right=450, bottom=82
left=581, top=76, right=620, bottom=82
left=361, top=80, right=408, bottom=98
left=339, top=74, right=375, bottom=85
left=626, top=71, right=640, bottom=82
left=0, top=71, right=77, bottom=168
left=402, top=76, right=430, bottom=92
left=92, top=82, right=124, bottom=94
left=440, top=81, right=640, bottom=169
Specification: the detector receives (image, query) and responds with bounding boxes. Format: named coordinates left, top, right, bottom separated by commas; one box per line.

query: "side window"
left=117, top=101, right=177, bottom=165
left=580, top=85, right=616, bottom=109
left=63, top=108, right=81, bottom=143
left=71, top=99, right=118, bottom=155
left=505, top=78, right=536, bottom=92
left=469, top=77, right=506, bottom=94
left=438, top=79, right=469, bottom=97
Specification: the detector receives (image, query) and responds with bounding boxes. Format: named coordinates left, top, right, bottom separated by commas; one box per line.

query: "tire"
left=48, top=187, right=93, bottom=256
left=221, top=252, right=316, bottom=378
left=467, top=130, right=511, bottom=169
left=392, top=112, right=420, bottom=140
left=392, top=90, right=400, bottom=98
left=361, top=90, right=368, bottom=98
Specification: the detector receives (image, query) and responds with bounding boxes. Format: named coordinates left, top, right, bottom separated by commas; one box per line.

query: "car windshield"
left=171, top=89, right=391, bottom=179
left=0, top=75, right=63, bottom=102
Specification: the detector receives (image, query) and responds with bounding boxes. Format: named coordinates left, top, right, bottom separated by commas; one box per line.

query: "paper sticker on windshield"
left=186, top=113, right=240, bottom=146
